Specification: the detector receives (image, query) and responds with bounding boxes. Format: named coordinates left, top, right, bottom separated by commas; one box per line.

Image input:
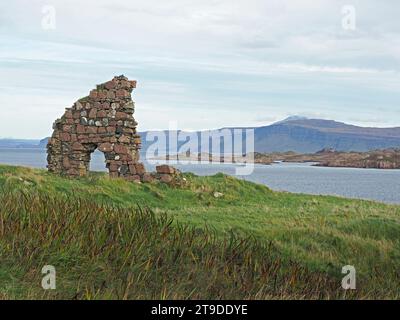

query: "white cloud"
left=0, top=0, right=400, bottom=138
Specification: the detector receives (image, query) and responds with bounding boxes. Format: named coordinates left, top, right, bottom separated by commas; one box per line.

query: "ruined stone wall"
left=47, top=75, right=146, bottom=182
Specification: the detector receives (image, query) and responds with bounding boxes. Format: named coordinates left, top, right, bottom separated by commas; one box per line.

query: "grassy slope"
left=0, top=164, right=399, bottom=299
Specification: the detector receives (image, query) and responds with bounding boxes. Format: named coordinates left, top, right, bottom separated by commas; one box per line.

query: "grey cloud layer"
left=0, top=0, right=399, bottom=138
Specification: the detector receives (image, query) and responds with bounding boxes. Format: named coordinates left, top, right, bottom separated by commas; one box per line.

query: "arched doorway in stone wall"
left=88, top=147, right=109, bottom=173
left=52, top=140, right=143, bottom=178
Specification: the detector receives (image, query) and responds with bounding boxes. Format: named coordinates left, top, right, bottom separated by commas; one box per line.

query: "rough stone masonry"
left=47, top=75, right=178, bottom=183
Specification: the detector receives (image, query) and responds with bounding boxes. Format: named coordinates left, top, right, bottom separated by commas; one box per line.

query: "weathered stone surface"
left=135, top=163, right=146, bottom=175
left=98, top=142, right=113, bottom=153
left=65, top=110, right=73, bottom=119
left=60, top=133, right=71, bottom=142
left=47, top=75, right=179, bottom=184
left=142, top=173, right=154, bottom=183
left=86, top=127, right=97, bottom=134
left=47, top=75, right=146, bottom=180
left=89, top=90, right=98, bottom=99
left=156, top=165, right=176, bottom=174
left=114, top=144, right=127, bottom=154
left=105, top=80, right=116, bottom=90
left=118, top=135, right=130, bottom=143
left=72, top=142, right=85, bottom=151
left=88, top=108, right=97, bottom=119
left=159, top=174, right=173, bottom=183
left=115, top=112, right=127, bottom=120
left=129, top=164, right=136, bottom=174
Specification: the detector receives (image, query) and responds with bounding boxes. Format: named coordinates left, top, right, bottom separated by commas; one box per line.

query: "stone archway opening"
left=88, top=146, right=108, bottom=173
left=47, top=75, right=179, bottom=183
left=47, top=75, right=146, bottom=182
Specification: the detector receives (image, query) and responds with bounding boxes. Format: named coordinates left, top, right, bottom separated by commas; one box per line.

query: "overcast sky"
left=0, top=0, right=399, bottom=139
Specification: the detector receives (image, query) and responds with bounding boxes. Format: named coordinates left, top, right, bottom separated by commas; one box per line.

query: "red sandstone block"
left=91, top=137, right=102, bottom=144
left=107, top=91, right=115, bottom=99
left=101, top=137, right=111, bottom=143
left=62, top=125, right=73, bottom=132
left=114, top=144, right=128, bottom=154
left=89, top=90, right=98, bottom=99
left=116, top=89, right=128, bottom=98
left=129, top=164, right=136, bottom=174
left=109, top=163, right=119, bottom=171
left=123, top=128, right=134, bottom=135
left=98, top=127, right=106, bottom=134
left=63, top=158, right=71, bottom=169
left=98, top=142, right=113, bottom=153
left=77, top=125, right=85, bottom=134
left=129, top=80, right=137, bottom=88
left=72, top=142, right=85, bottom=151
left=159, top=174, right=173, bottom=183
left=115, top=112, right=127, bottom=120
left=64, top=110, right=73, bottom=119
left=97, top=90, right=107, bottom=99
left=73, top=112, right=81, bottom=120
left=86, top=127, right=97, bottom=134
left=118, top=135, right=130, bottom=143
left=97, top=110, right=107, bottom=118
left=142, top=173, right=154, bottom=183
left=105, top=81, right=116, bottom=90
left=156, top=165, right=176, bottom=174
left=106, top=126, right=116, bottom=133
left=88, top=108, right=97, bottom=118
left=135, top=163, right=146, bottom=175
left=60, top=133, right=71, bottom=142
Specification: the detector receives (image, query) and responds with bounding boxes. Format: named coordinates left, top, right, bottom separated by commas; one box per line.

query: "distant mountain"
left=273, top=115, right=309, bottom=125
left=0, top=138, right=41, bottom=148
left=6, top=117, right=400, bottom=154
left=252, top=118, right=400, bottom=153
left=139, top=117, right=400, bottom=153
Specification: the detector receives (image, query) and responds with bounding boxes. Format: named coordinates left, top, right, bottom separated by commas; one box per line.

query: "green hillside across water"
left=0, top=164, right=399, bottom=299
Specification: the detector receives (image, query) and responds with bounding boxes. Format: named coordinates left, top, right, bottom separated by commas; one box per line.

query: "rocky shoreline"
left=151, top=148, right=400, bottom=169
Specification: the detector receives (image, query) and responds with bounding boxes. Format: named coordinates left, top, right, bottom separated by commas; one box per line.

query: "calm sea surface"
left=1, top=148, right=400, bottom=204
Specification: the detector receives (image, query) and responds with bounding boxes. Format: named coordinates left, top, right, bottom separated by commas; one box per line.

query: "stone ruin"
left=47, top=75, right=178, bottom=183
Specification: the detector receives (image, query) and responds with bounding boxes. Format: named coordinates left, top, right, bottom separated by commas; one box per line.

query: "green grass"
left=0, top=164, right=399, bottom=299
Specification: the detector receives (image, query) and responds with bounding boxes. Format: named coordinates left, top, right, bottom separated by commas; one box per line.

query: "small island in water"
left=156, top=148, right=400, bottom=169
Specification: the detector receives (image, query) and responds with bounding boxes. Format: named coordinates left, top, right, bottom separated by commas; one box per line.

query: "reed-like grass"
left=0, top=189, right=348, bottom=300
left=0, top=164, right=399, bottom=299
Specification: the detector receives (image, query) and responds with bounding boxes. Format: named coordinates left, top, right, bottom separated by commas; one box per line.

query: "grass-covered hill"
left=0, top=164, right=399, bottom=299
